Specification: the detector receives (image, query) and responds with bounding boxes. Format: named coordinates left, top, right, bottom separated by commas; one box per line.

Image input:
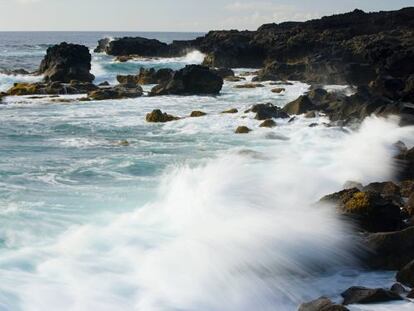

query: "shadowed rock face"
left=150, top=65, right=223, bottom=96
left=39, top=42, right=94, bottom=83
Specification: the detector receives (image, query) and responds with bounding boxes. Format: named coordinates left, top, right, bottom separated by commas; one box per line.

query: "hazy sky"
left=0, top=0, right=412, bottom=31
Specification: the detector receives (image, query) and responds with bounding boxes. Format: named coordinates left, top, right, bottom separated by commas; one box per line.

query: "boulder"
left=362, top=182, right=401, bottom=198
left=320, top=189, right=403, bottom=232
left=235, top=126, right=251, bottom=134
left=146, top=109, right=179, bottom=123
left=259, top=119, right=277, bottom=128
left=137, top=68, right=174, bottom=85
left=190, top=111, right=207, bottom=117
left=39, top=42, right=94, bottom=83
left=298, top=297, right=349, bottom=311
left=88, top=84, right=143, bottom=100
left=246, top=103, right=290, bottom=120
left=408, top=289, right=414, bottom=299
left=283, top=95, right=316, bottom=115
left=341, top=286, right=403, bottom=305
left=212, top=68, right=235, bottom=79
left=150, top=65, right=223, bottom=96
left=365, top=227, right=414, bottom=269
left=396, top=260, right=414, bottom=287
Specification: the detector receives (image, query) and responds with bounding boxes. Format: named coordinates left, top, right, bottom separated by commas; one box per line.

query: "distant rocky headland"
left=2, top=7, right=413, bottom=126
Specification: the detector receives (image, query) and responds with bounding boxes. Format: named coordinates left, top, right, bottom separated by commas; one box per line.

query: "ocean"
left=0, top=32, right=413, bottom=311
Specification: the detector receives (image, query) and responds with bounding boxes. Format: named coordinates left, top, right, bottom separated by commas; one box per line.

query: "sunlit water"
left=0, top=33, right=414, bottom=311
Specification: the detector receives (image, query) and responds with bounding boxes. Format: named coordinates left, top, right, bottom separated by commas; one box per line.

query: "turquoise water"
left=1, top=34, right=414, bottom=311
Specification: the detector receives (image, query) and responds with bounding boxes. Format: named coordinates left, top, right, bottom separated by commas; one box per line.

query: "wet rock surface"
left=39, top=42, right=94, bottom=83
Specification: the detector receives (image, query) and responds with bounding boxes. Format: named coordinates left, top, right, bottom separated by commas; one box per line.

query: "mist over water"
left=1, top=33, right=414, bottom=311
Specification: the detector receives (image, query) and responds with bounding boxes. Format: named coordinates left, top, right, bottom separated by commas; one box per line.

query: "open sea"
left=0, top=32, right=413, bottom=311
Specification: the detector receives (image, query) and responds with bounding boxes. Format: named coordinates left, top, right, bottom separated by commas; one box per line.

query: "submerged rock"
left=235, top=126, right=251, bottom=134
left=298, top=297, right=349, bottom=311
left=259, top=119, right=277, bottom=128
left=234, top=83, right=265, bottom=89
left=271, top=87, right=285, bottom=93
left=150, top=65, right=223, bottom=96
left=39, top=42, right=94, bottom=83
left=221, top=108, right=238, bottom=114
left=146, top=109, right=179, bottom=123
left=341, top=286, right=403, bottom=305
left=190, top=111, right=207, bottom=117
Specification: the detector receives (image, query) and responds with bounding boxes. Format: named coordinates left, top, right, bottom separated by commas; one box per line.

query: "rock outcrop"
left=150, top=65, right=223, bottom=96
left=39, top=42, right=94, bottom=83
left=246, top=103, right=290, bottom=120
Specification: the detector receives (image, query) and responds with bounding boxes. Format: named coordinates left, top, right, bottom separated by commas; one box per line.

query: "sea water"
left=0, top=32, right=414, bottom=311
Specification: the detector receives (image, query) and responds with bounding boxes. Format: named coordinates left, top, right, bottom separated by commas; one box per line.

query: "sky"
left=0, top=0, right=412, bottom=31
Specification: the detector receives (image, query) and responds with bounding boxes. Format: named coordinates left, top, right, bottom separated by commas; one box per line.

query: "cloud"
left=222, top=1, right=321, bottom=29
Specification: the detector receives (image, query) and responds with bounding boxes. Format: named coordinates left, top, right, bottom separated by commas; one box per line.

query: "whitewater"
left=0, top=34, right=414, bottom=311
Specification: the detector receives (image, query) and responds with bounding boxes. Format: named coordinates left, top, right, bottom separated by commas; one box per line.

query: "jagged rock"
left=341, top=286, right=403, bottom=305
left=298, top=297, right=349, bottom=311
left=397, top=260, right=414, bottom=287
left=235, top=126, right=251, bottom=134
left=116, top=75, right=139, bottom=85
left=96, top=37, right=171, bottom=57
left=88, top=84, right=143, bottom=100
left=365, top=226, right=414, bottom=269
left=400, top=180, right=414, bottom=197
left=259, top=119, right=277, bottom=128
left=98, top=81, right=110, bottom=86
left=39, top=42, right=94, bottom=83
left=246, top=103, right=290, bottom=120
left=283, top=95, right=316, bottom=115
left=408, top=289, right=414, bottom=298
left=221, top=108, right=238, bottom=114
left=150, top=65, right=223, bottom=96
left=190, top=111, right=207, bottom=117
left=146, top=109, right=179, bottom=122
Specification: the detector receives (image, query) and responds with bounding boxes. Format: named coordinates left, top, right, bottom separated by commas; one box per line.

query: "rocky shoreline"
left=0, top=7, right=413, bottom=310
